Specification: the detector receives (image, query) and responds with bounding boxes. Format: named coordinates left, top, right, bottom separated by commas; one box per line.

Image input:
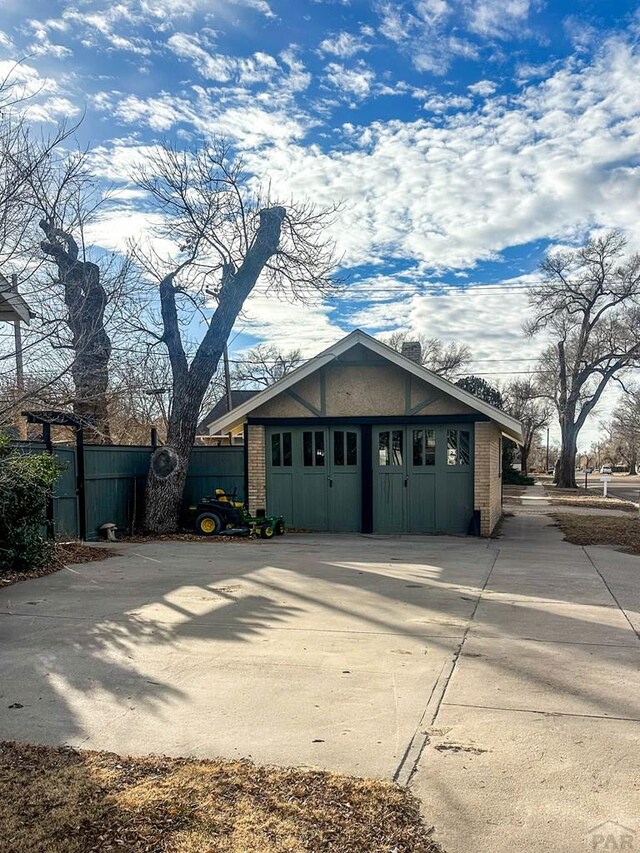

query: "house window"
left=447, top=429, right=470, bottom=466
left=334, top=430, right=358, bottom=467
left=379, top=430, right=403, bottom=466
left=413, top=429, right=436, bottom=466
left=303, top=431, right=325, bottom=466
left=271, top=432, right=292, bottom=467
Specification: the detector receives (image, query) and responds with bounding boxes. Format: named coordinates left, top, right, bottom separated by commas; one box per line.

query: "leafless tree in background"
left=503, top=376, right=552, bottom=475
left=384, top=330, right=472, bottom=380
left=231, top=343, right=303, bottom=388
left=527, top=232, right=640, bottom=488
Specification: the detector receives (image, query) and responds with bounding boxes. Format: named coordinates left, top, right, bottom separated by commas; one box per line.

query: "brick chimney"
left=401, top=340, right=422, bottom=364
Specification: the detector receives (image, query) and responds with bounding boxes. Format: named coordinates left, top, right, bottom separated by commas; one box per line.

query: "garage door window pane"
left=334, top=430, right=345, bottom=466
left=378, top=431, right=390, bottom=465
left=447, top=429, right=470, bottom=465
left=271, top=434, right=281, bottom=467
left=425, top=429, right=436, bottom=465
left=459, top=430, right=470, bottom=465
left=413, top=429, right=423, bottom=466
left=447, top=430, right=458, bottom=465
left=346, top=431, right=358, bottom=465
left=392, top=430, right=403, bottom=465
left=303, top=431, right=313, bottom=466
left=282, top=432, right=292, bottom=466
left=315, top=431, right=325, bottom=466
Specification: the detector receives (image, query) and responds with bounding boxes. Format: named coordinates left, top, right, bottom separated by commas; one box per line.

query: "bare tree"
left=132, top=141, right=338, bottom=533
left=384, top=331, right=471, bottom=380
left=0, top=70, right=122, bottom=441
left=38, top=217, right=112, bottom=441
left=231, top=344, right=303, bottom=388
left=527, top=232, right=640, bottom=488
left=602, top=389, right=640, bottom=475
left=503, top=377, right=552, bottom=476
left=0, top=67, right=77, bottom=272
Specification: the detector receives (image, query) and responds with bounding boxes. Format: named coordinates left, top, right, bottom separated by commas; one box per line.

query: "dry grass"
left=0, top=742, right=442, bottom=853
left=553, top=513, right=640, bottom=555
left=543, top=485, right=637, bottom=513
left=0, top=543, right=116, bottom=588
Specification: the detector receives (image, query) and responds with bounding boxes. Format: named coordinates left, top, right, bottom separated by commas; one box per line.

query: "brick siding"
left=474, top=422, right=502, bottom=536
left=247, top=424, right=266, bottom=514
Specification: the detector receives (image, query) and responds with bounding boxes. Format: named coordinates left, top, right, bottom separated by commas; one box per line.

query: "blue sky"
left=2, top=0, right=640, bottom=445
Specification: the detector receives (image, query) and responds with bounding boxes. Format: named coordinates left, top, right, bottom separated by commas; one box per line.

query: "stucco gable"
left=207, top=330, right=523, bottom=442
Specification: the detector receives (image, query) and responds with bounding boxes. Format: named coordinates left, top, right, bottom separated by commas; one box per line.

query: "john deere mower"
left=186, top=489, right=285, bottom=539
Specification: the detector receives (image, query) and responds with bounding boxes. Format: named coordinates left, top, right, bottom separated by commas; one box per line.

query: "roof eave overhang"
left=206, top=329, right=524, bottom=441
left=0, top=275, right=31, bottom=324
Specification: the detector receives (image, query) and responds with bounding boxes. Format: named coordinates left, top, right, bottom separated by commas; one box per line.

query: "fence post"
left=43, top=423, right=55, bottom=540
left=76, top=428, right=87, bottom=541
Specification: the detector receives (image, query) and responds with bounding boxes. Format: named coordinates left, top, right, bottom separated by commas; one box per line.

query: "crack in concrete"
left=392, top=547, right=500, bottom=786
left=581, top=547, right=640, bottom=642
left=441, top=701, right=640, bottom=723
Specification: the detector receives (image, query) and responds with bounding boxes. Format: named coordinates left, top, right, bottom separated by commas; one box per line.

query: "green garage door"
left=373, top=424, right=474, bottom=534
left=266, top=426, right=361, bottom=531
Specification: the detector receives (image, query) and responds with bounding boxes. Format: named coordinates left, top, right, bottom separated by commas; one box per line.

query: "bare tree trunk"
left=144, top=206, right=286, bottom=534
left=144, top=397, right=199, bottom=534
left=40, top=219, right=112, bottom=443
left=557, top=422, right=578, bottom=488
left=520, top=445, right=529, bottom=477
left=628, top=450, right=637, bottom=476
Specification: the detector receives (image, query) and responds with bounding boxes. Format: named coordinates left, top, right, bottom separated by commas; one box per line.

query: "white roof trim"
left=0, top=274, right=31, bottom=324
left=208, top=329, right=523, bottom=442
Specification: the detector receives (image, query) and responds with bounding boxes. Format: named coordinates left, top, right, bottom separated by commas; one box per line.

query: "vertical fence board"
left=10, top=442, right=246, bottom=541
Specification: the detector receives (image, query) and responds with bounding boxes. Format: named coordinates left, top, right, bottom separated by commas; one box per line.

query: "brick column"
left=247, top=424, right=266, bottom=514
left=474, top=422, right=501, bottom=536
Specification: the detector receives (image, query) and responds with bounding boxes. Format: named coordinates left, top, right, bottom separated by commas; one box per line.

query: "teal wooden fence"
left=10, top=442, right=245, bottom=541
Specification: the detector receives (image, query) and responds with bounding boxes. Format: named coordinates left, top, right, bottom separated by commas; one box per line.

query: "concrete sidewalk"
left=412, top=512, right=640, bottom=853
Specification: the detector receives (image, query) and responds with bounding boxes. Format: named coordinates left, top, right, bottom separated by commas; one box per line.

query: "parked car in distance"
left=600, top=465, right=612, bottom=474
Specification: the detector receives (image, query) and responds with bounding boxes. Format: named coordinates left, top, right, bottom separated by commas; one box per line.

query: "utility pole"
left=11, top=274, right=26, bottom=439
left=222, top=344, right=234, bottom=445
left=545, top=427, right=549, bottom=472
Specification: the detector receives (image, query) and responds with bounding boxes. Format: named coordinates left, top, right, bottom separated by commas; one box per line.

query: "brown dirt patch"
left=0, top=542, right=117, bottom=589
left=553, top=513, right=640, bottom=555
left=0, top=741, right=443, bottom=853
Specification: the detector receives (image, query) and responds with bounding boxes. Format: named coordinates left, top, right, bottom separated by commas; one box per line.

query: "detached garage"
left=207, top=330, right=522, bottom=537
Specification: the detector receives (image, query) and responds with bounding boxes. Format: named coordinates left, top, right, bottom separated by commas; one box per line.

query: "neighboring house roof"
left=206, top=329, right=523, bottom=443
left=198, top=389, right=260, bottom=432
left=0, top=273, right=31, bottom=324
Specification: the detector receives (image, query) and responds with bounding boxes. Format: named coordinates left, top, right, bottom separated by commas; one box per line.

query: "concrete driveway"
left=0, top=534, right=492, bottom=779
left=1, top=521, right=639, bottom=852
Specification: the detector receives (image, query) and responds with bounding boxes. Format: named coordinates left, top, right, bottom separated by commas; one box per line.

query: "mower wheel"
left=260, top=523, right=275, bottom=539
left=195, top=512, right=222, bottom=536
left=275, top=520, right=285, bottom=536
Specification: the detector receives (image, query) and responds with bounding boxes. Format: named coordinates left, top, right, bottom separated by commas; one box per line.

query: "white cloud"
left=421, top=92, right=473, bottom=112
left=240, top=34, right=640, bottom=269
left=318, top=30, right=372, bottom=58
left=324, top=60, right=376, bottom=98
left=468, top=79, right=497, bottom=96
left=236, top=291, right=343, bottom=354
left=466, top=0, right=534, bottom=39
left=167, top=33, right=281, bottom=84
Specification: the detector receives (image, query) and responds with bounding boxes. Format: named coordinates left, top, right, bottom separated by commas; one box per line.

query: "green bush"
left=502, top=467, right=535, bottom=485
left=0, top=435, right=64, bottom=573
